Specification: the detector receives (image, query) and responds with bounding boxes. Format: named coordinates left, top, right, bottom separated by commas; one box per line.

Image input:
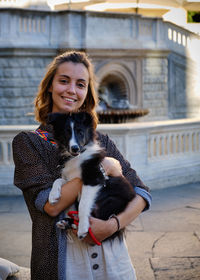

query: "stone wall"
left=0, top=9, right=200, bottom=125
left=0, top=55, right=54, bottom=124
left=168, top=52, right=200, bottom=119
left=142, top=56, right=168, bottom=120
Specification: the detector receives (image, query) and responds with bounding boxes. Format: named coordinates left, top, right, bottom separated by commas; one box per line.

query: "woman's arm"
left=84, top=194, right=146, bottom=244
left=101, top=156, right=123, bottom=177
left=116, top=194, right=146, bottom=229
left=44, top=178, right=82, bottom=217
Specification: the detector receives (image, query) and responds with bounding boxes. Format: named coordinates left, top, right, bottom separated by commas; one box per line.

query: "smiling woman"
left=50, top=62, right=89, bottom=113
left=12, top=50, right=152, bottom=280
left=34, top=51, right=99, bottom=127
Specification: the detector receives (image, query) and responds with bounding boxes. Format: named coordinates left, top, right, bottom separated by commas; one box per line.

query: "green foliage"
left=187, top=11, right=200, bottom=23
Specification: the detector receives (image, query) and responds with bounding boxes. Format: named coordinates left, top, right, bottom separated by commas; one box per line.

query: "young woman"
left=12, top=51, right=152, bottom=280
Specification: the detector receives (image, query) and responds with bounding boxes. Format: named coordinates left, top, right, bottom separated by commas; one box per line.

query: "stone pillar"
left=142, top=54, right=169, bottom=121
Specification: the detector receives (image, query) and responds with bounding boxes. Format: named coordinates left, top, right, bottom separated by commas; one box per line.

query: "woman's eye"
left=60, top=79, right=68, bottom=84
left=77, top=83, right=85, bottom=88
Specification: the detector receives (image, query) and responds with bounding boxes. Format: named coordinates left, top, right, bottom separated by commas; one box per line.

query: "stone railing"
left=0, top=119, right=200, bottom=195
left=99, top=118, right=200, bottom=189
left=0, top=8, right=199, bottom=59
left=0, top=125, right=35, bottom=195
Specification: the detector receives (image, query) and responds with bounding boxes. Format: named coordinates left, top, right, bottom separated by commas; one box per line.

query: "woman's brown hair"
left=34, top=51, right=99, bottom=127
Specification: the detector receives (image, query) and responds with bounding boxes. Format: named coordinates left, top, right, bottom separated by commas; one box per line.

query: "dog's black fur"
left=49, top=112, right=136, bottom=235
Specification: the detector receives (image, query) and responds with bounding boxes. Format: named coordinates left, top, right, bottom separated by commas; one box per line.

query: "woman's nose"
left=67, top=82, right=76, bottom=94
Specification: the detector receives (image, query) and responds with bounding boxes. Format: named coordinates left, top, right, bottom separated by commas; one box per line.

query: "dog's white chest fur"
left=62, top=142, right=100, bottom=180
left=62, top=155, right=82, bottom=181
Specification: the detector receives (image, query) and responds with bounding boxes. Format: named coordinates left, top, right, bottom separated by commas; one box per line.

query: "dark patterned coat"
left=12, top=124, right=150, bottom=280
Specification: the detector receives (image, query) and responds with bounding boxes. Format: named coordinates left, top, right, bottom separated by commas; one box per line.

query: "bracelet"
left=109, top=214, right=120, bottom=232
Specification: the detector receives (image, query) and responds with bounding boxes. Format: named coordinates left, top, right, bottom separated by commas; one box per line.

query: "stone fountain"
left=96, top=82, right=149, bottom=124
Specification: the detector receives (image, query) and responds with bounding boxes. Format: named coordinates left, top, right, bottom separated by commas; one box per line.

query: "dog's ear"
left=78, top=112, right=94, bottom=127
left=48, top=113, right=61, bottom=125
left=47, top=113, right=69, bottom=129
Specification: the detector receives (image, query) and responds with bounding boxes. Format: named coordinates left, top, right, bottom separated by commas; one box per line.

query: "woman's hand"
left=72, top=216, right=118, bottom=245
left=101, top=157, right=123, bottom=177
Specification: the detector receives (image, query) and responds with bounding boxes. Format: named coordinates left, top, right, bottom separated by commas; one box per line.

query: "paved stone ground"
left=0, top=182, right=200, bottom=280
left=126, top=182, right=200, bottom=280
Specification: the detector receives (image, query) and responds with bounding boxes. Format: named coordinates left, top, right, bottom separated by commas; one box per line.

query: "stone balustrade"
left=0, top=8, right=199, bottom=58
left=0, top=119, right=200, bottom=195
left=99, top=119, right=200, bottom=189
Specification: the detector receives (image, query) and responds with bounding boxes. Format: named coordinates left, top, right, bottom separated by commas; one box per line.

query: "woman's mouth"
left=62, top=97, right=77, bottom=103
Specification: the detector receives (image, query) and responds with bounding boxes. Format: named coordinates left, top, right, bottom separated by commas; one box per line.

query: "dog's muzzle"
left=70, top=145, right=80, bottom=156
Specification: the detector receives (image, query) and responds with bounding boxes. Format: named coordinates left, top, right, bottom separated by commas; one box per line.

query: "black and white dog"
left=48, top=112, right=135, bottom=240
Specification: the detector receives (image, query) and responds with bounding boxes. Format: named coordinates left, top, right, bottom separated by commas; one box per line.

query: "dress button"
left=93, top=264, right=99, bottom=270
left=91, top=253, right=98, bottom=258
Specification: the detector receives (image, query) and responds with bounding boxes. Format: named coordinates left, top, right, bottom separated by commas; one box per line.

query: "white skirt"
left=66, top=229, right=137, bottom=280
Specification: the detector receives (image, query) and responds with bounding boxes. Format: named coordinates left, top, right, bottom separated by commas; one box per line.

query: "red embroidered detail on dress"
left=32, top=129, right=57, bottom=146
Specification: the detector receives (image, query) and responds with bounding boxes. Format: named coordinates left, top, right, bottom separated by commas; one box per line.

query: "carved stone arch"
left=95, top=62, right=138, bottom=108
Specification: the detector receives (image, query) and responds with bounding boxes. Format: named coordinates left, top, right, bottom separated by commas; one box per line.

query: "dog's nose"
left=71, top=145, right=80, bottom=154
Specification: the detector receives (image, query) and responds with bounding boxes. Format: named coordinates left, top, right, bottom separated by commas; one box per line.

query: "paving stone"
left=150, top=183, right=200, bottom=212
left=194, top=231, right=200, bottom=241
left=126, top=232, right=160, bottom=280
left=0, top=231, right=31, bottom=267
left=153, top=232, right=200, bottom=258
left=141, top=207, right=200, bottom=232
left=0, top=197, right=28, bottom=213
left=132, top=257, right=155, bottom=280
left=150, top=257, right=200, bottom=280
left=0, top=213, right=31, bottom=232
left=126, top=232, right=160, bottom=258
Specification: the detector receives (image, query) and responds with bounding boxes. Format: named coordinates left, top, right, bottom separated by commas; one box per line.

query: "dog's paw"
left=77, top=230, right=88, bottom=240
left=49, top=189, right=61, bottom=205
left=56, top=220, right=68, bottom=230
left=56, top=219, right=77, bottom=230
left=77, top=220, right=90, bottom=240
left=49, top=178, right=66, bottom=205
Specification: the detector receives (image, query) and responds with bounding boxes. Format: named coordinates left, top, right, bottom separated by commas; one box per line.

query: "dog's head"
left=48, top=112, right=95, bottom=156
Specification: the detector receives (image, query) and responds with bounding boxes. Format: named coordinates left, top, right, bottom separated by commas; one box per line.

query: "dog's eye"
left=77, top=130, right=84, bottom=137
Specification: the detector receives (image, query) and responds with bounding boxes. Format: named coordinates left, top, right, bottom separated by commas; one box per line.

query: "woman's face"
left=50, top=61, right=89, bottom=113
